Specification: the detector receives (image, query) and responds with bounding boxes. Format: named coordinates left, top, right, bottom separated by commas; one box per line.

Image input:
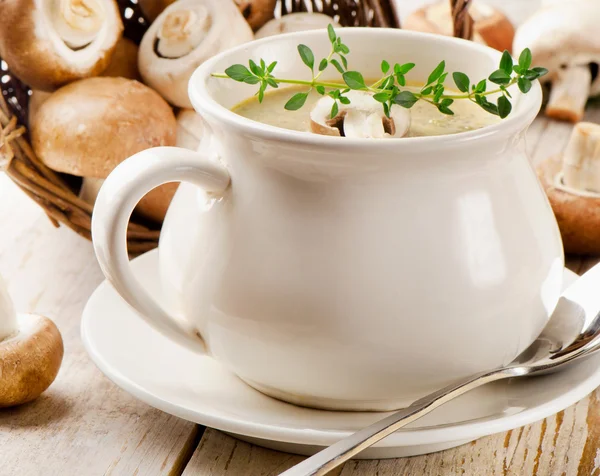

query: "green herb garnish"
left=212, top=25, right=548, bottom=120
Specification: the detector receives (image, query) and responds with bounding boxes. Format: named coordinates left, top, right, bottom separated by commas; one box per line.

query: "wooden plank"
left=340, top=391, right=597, bottom=475
left=530, top=118, right=573, bottom=167
left=185, top=390, right=600, bottom=476
left=0, top=175, right=199, bottom=476
left=181, top=393, right=599, bottom=476
left=526, top=116, right=549, bottom=158
left=183, top=429, right=342, bottom=476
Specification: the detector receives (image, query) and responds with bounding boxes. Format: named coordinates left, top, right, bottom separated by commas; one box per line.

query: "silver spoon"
left=281, top=262, right=600, bottom=476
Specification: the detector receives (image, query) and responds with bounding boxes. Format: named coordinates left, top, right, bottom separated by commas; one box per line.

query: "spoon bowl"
left=512, top=264, right=600, bottom=372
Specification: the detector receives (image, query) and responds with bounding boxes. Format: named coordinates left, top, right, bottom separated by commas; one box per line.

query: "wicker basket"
left=0, top=0, right=471, bottom=254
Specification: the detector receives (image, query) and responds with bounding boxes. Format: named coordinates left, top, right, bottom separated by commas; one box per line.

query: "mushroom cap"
left=134, top=182, right=179, bottom=224
left=102, top=37, right=141, bottom=81
left=0, top=0, right=123, bottom=91
left=28, top=90, right=52, bottom=127
left=513, top=0, right=600, bottom=81
left=31, top=77, right=177, bottom=178
left=235, top=0, right=276, bottom=31
left=28, top=38, right=138, bottom=126
left=80, top=177, right=178, bottom=224
left=0, top=314, right=64, bottom=408
left=138, top=0, right=176, bottom=22
left=255, top=12, right=341, bottom=40
left=537, top=156, right=600, bottom=255
left=404, top=1, right=514, bottom=53
left=138, top=0, right=254, bottom=108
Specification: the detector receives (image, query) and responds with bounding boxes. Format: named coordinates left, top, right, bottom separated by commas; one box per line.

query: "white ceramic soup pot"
left=92, top=28, right=563, bottom=411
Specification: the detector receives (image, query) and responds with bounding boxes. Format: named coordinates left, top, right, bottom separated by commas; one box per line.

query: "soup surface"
left=233, top=84, right=500, bottom=137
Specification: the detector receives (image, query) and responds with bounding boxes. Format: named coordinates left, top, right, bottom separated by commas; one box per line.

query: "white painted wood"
left=183, top=429, right=343, bottom=476
left=184, top=388, right=600, bottom=476
left=0, top=175, right=199, bottom=476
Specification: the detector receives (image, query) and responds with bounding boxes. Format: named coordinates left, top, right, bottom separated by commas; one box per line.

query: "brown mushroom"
left=138, top=0, right=177, bottom=22
left=0, top=0, right=123, bottom=91
left=513, top=1, right=600, bottom=123
left=404, top=1, right=514, bottom=53
left=102, top=37, right=141, bottom=81
left=537, top=122, right=600, bottom=254
left=28, top=37, right=139, bottom=126
left=255, top=12, right=341, bottom=40
left=0, top=276, right=63, bottom=408
left=138, top=0, right=254, bottom=108
left=234, top=0, right=276, bottom=31
left=28, top=91, right=52, bottom=127
left=31, top=77, right=178, bottom=223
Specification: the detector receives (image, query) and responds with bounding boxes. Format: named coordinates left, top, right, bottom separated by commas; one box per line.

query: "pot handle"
left=92, top=146, right=230, bottom=353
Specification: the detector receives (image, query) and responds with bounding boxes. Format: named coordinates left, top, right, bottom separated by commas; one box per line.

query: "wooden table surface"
left=1, top=111, right=600, bottom=476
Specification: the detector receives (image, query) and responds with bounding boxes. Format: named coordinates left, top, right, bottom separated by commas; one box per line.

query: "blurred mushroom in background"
left=256, top=12, right=341, bottom=39
left=514, top=0, right=600, bottom=122
left=235, top=0, right=277, bottom=31
left=138, top=0, right=254, bottom=108
left=403, top=1, right=514, bottom=52
left=0, top=275, right=63, bottom=408
left=31, top=77, right=178, bottom=224
left=0, top=0, right=123, bottom=91
left=538, top=122, right=600, bottom=254
left=138, top=0, right=176, bottom=22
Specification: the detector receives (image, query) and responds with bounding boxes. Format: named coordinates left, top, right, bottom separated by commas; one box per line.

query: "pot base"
left=241, top=378, right=412, bottom=412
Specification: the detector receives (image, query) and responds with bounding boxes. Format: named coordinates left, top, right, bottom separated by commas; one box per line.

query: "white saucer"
left=82, top=251, right=600, bottom=459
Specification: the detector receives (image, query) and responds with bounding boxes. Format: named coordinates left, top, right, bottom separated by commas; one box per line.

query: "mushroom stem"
left=156, top=8, right=208, bottom=58
left=546, top=65, right=592, bottom=123
left=0, top=275, right=17, bottom=341
left=562, top=122, right=600, bottom=194
left=53, top=0, right=106, bottom=49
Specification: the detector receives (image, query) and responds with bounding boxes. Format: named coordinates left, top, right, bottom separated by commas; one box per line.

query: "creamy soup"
left=233, top=84, right=500, bottom=137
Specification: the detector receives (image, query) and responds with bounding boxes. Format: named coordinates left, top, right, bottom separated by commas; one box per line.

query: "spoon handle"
left=280, top=367, right=522, bottom=476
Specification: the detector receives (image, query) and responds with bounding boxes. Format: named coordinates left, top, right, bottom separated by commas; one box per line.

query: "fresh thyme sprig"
left=212, top=25, right=548, bottom=120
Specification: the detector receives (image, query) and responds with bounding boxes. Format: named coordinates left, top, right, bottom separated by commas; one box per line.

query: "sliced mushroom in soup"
left=232, top=84, right=501, bottom=138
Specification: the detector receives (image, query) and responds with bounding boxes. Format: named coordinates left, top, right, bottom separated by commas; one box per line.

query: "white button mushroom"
left=0, top=275, right=63, bottom=408
left=255, top=12, right=341, bottom=40
left=513, top=0, right=600, bottom=122
left=404, top=1, right=515, bottom=53
left=0, top=0, right=123, bottom=91
left=310, top=91, right=410, bottom=139
left=138, top=0, right=254, bottom=108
